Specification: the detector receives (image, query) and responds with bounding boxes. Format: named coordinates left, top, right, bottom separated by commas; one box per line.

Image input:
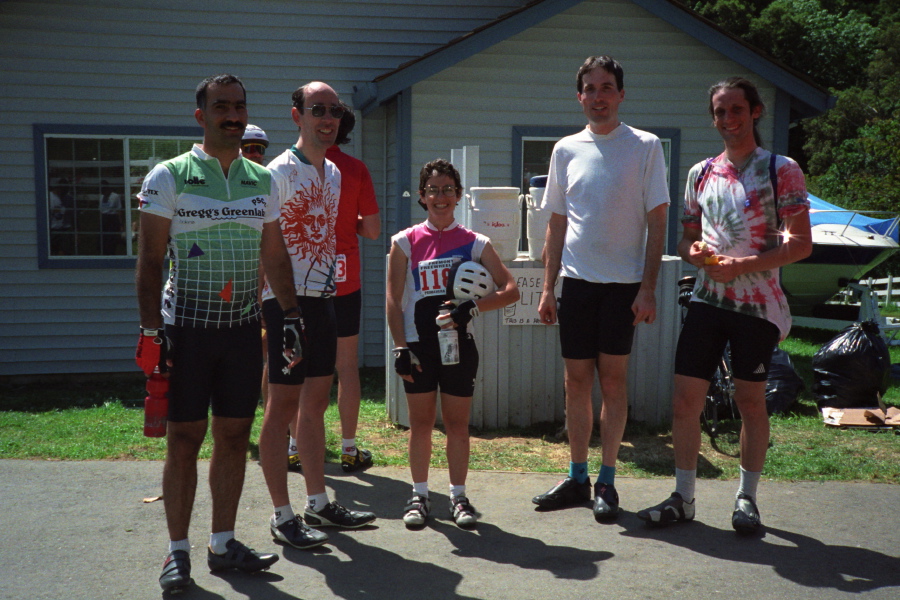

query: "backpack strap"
left=769, top=153, right=781, bottom=229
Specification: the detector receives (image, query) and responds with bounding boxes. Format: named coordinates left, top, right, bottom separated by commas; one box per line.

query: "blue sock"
left=568, top=462, right=588, bottom=484
left=598, top=464, right=616, bottom=486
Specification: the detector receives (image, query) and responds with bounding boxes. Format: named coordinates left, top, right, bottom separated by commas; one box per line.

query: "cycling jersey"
left=138, top=145, right=279, bottom=327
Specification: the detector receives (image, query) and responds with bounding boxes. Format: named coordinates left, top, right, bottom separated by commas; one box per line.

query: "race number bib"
left=334, top=254, right=347, bottom=283
left=417, top=258, right=454, bottom=296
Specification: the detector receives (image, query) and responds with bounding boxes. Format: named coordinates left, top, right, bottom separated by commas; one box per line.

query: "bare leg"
left=733, top=379, right=770, bottom=472
left=563, top=358, right=596, bottom=463
left=597, top=353, right=630, bottom=468
left=162, top=420, right=207, bottom=541
left=208, top=415, right=254, bottom=534
left=295, top=375, right=335, bottom=497
left=259, top=383, right=301, bottom=508
left=335, top=335, right=362, bottom=441
left=406, top=391, right=438, bottom=484
left=671, top=374, right=710, bottom=470
left=440, top=393, right=473, bottom=486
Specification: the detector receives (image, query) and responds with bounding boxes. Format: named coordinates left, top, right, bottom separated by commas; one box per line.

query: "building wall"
left=0, top=0, right=528, bottom=375
left=405, top=0, right=778, bottom=227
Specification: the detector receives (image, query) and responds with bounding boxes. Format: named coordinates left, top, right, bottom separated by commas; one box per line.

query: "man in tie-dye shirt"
left=638, top=77, right=812, bottom=535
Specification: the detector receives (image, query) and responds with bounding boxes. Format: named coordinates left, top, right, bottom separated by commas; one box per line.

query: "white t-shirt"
left=542, top=123, right=670, bottom=283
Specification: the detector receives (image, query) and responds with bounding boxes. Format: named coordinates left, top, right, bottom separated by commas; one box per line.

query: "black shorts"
left=404, top=333, right=479, bottom=397
left=263, top=296, right=337, bottom=385
left=558, top=278, right=640, bottom=358
left=675, top=302, right=780, bottom=382
left=333, top=289, right=362, bottom=338
left=165, top=322, right=263, bottom=422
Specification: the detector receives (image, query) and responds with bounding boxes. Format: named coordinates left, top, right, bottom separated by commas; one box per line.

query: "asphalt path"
left=1, top=460, right=898, bottom=599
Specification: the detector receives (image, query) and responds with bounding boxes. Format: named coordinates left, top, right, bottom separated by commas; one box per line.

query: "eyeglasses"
left=305, top=104, right=346, bottom=119
left=241, top=143, right=266, bottom=155
left=424, top=185, right=459, bottom=197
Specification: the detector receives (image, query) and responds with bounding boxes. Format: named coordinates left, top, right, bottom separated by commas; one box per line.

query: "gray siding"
left=405, top=0, right=778, bottom=227
left=0, top=0, right=528, bottom=375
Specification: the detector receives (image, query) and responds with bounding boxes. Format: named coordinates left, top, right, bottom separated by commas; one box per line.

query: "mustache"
left=221, top=121, right=244, bottom=130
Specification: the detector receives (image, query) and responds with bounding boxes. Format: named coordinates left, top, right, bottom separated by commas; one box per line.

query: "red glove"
left=135, top=327, right=170, bottom=376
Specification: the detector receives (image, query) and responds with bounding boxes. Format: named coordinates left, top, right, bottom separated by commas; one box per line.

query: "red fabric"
left=326, top=146, right=379, bottom=295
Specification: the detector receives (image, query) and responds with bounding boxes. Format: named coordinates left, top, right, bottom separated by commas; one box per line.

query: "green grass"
left=1, top=329, right=898, bottom=482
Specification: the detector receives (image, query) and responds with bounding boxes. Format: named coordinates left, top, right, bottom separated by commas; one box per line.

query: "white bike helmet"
left=448, top=261, right=495, bottom=301
left=242, top=124, right=269, bottom=146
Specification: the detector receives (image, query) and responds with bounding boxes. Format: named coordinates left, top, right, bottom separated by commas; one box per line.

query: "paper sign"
left=503, top=268, right=561, bottom=325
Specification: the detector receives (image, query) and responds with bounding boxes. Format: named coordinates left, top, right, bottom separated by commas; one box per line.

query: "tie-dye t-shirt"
left=682, top=147, right=809, bottom=340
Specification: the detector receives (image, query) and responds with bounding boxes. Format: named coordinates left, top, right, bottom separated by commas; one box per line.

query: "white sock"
left=288, top=437, right=297, bottom=455
left=273, top=504, right=294, bottom=526
left=306, top=493, right=330, bottom=512
left=208, top=531, right=234, bottom=555
left=449, top=484, right=466, bottom=499
left=342, top=438, right=357, bottom=455
left=675, top=468, right=696, bottom=503
left=738, top=466, right=761, bottom=499
left=168, top=538, right=190, bottom=554
left=413, top=482, right=429, bottom=497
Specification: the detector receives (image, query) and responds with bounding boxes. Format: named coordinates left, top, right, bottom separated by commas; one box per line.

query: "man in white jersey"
left=258, top=82, right=376, bottom=551
left=136, top=74, right=302, bottom=593
left=532, top=56, right=669, bottom=522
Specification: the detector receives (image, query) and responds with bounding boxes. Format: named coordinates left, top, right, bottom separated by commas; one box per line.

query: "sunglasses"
left=424, top=185, right=459, bottom=198
left=305, top=104, right=346, bottom=119
left=241, top=143, right=266, bottom=155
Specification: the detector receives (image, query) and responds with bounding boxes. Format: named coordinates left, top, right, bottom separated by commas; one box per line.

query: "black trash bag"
left=766, top=348, right=804, bottom=415
left=812, top=320, right=891, bottom=409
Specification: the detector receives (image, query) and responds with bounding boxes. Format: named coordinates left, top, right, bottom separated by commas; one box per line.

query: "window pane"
left=43, top=134, right=198, bottom=261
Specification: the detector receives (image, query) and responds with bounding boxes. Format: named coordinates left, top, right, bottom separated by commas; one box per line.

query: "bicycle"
left=677, top=276, right=739, bottom=439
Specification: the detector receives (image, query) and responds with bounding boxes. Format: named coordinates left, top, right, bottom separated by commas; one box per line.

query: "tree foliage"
left=681, top=0, right=900, bottom=215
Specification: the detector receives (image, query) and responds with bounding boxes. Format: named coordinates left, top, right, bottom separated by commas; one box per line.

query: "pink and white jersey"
left=391, top=220, right=489, bottom=343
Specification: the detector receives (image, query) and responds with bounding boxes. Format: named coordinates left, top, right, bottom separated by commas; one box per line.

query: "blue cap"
left=529, top=175, right=548, bottom=188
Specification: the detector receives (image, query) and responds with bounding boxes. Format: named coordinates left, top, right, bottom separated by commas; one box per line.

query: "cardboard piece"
left=822, top=406, right=900, bottom=429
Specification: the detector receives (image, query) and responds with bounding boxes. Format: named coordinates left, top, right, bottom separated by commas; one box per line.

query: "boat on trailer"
left=781, top=194, right=900, bottom=315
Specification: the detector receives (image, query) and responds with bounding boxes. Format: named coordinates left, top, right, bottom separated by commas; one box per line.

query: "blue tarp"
left=807, top=194, right=899, bottom=243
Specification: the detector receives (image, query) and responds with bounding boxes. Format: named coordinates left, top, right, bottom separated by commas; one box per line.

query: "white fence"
left=833, top=276, right=900, bottom=307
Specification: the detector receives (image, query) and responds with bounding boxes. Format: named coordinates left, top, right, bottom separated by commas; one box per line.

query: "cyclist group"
left=135, top=54, right=811, bottom=593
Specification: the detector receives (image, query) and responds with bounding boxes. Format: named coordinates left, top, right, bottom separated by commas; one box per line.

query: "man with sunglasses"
left=241, top=124, right=268, bottom=166
left=532, top=56, right=669, bottom=522
left=259, top=81, right=376, bottom=553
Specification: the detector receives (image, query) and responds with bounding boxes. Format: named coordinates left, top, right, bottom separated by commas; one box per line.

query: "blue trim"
left=397, top=89, right=413, bottom=230
left=33, top=123, right=201, bottom=269
left=773, top=88, right=790, bottom=156
left=511, top=124, right=682, bottom=254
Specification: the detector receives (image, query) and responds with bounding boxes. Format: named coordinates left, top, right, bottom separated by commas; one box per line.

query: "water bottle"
left=143, top=370, right=169, bottom=437
left=436, top=309, right=459, bottom=365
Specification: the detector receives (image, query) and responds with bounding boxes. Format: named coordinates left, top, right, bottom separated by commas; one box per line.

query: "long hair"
left=708, top=77, right=766, bottom=147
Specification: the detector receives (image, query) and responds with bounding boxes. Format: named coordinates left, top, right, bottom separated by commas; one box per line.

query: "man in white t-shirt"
left=532, top=56, right=669, bottom=522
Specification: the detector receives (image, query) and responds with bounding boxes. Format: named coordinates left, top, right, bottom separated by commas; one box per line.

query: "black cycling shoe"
left=592, top=482, right=620, bottom=521
left=207, top=538, right=279, bottom=573
left=531, top=477, right=591, bottom=510
left=159, top=550, right=193, bottom=593
left=732, top=493, right=762, bottom=534
left=341, top=448, right=374, bottom=473
left=271, top=515, right=329, bottom=549
left=287, top=453, right=302, bottom=474
left=304, top=501, right=377, bottom=528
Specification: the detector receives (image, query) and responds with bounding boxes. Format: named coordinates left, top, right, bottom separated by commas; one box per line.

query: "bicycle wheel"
left=701, top=349, right=738, bottom=438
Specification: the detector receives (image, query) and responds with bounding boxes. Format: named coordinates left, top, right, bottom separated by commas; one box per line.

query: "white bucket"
left=467, top=187, right=521, bottom=262
left=525, top=176, right=549, bottom=261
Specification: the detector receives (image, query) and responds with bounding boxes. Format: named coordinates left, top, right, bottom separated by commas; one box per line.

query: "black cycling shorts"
left=404, top=333, right=479, bottom=397
left=675, top=301, right=780, bottom=382
left=333, top=289, right=362, bottom=338
left=558, top=278, right=640, bottom=358
left=263, top=296, right=337, bottom=385
left=165, top=321, right=263, bottom=422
